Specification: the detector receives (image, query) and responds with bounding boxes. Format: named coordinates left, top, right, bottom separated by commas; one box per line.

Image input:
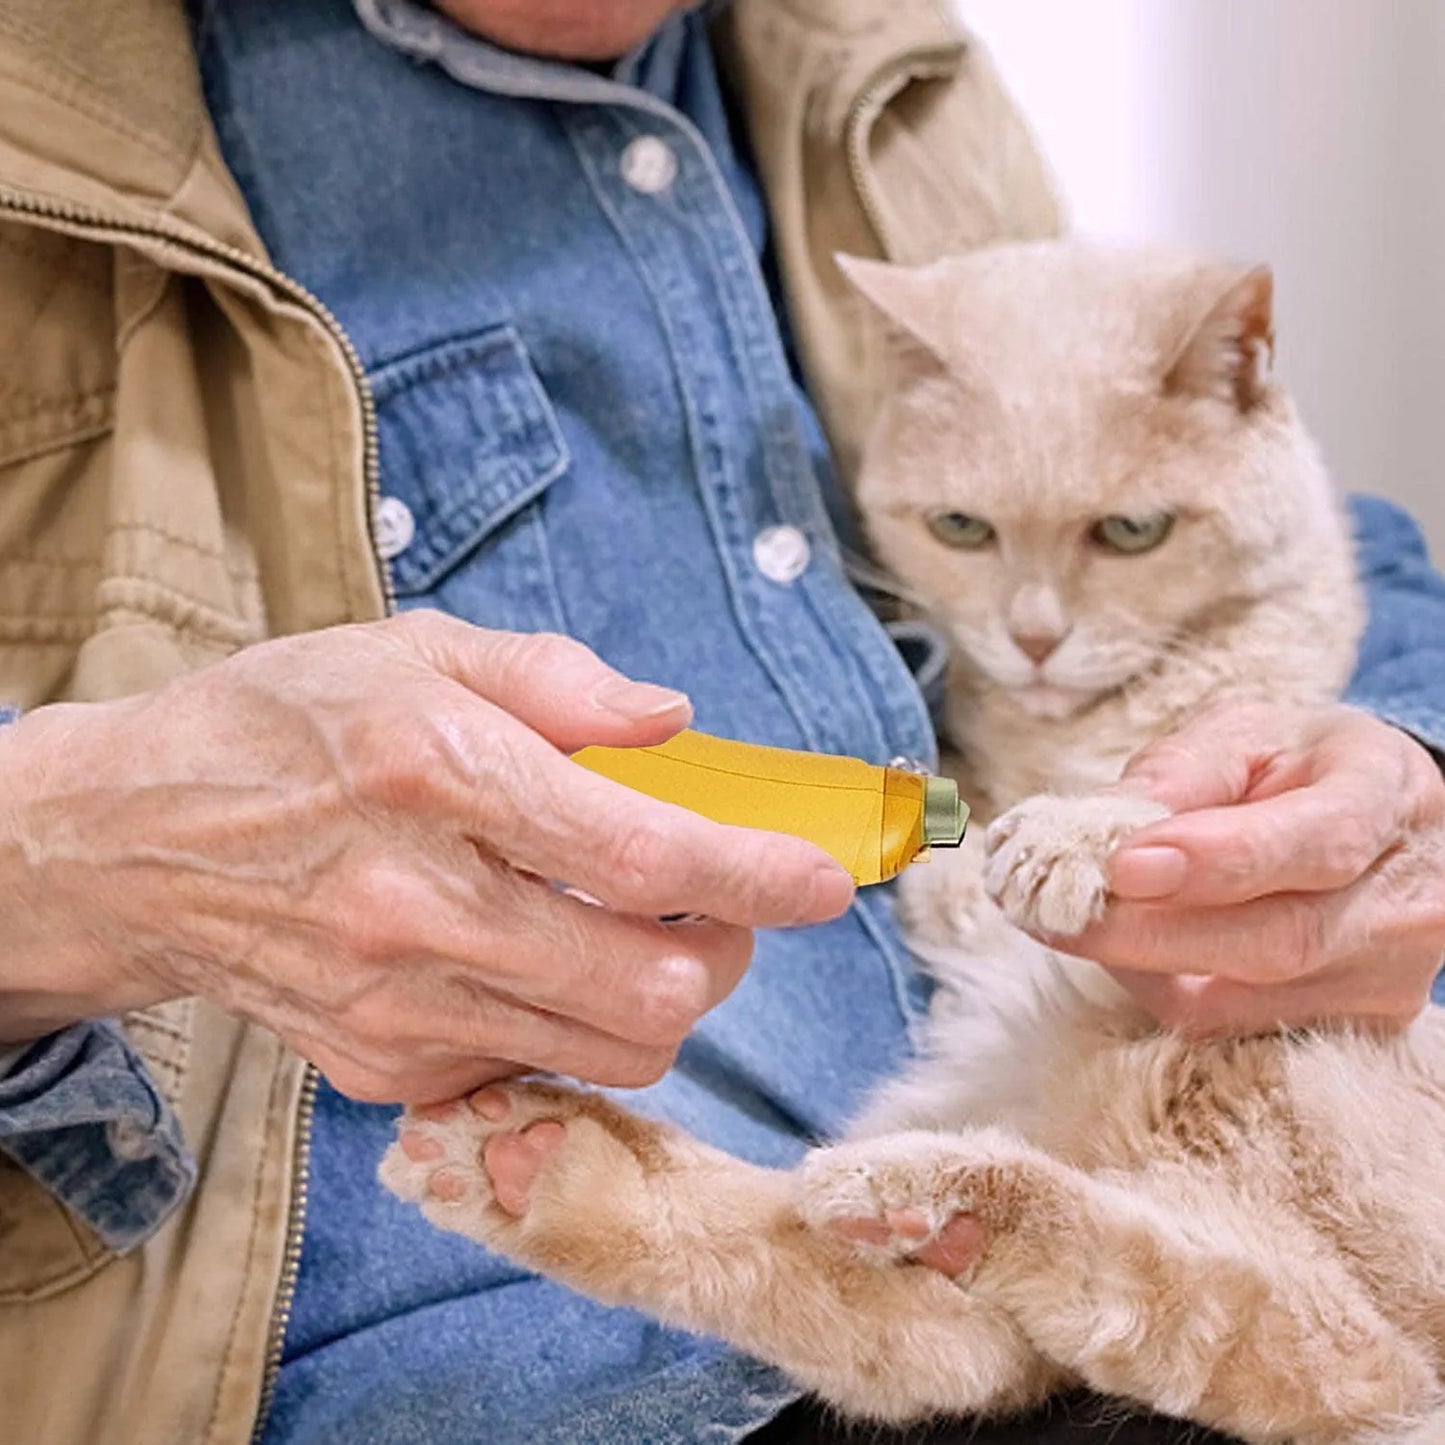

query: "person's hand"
left=0, top=613, right=853, bottom=1102
left=1063, top=703, right=1445, bottom=1036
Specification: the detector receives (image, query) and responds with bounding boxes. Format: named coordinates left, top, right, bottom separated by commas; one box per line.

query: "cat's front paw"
left=983, top=793, right=1169, bottom=937
left=379, top=1080, right=666, bottom=1265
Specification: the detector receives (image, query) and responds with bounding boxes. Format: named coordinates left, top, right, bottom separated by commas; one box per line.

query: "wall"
left=956, top=0, right=1445, bottom=556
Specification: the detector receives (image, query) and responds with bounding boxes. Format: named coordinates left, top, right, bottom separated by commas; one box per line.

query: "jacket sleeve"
left=1341, top=498, right=1445, bottom=1008
left=1344, top=494, right=1445, bottom=757
left=0, top=706, right=195, bottom=1252
left=0, top=1024, right=196, bottom=1251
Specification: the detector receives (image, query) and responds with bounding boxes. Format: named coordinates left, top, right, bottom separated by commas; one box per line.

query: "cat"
left=380, top=242, right=1445, bottom=1444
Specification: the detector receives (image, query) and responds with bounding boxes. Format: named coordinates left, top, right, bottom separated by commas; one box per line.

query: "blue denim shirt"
left=3, top=2, right=1445, bottom=1437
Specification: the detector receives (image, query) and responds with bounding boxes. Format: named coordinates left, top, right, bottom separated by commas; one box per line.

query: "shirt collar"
left=353, top=0, right=705, bottom=103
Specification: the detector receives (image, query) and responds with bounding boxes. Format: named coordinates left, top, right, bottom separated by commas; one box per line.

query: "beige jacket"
left=0, top=1, right=1059, bottom=1440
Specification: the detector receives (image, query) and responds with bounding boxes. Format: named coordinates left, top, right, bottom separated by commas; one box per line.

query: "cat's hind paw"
left=379, top=1079, right=667, bottom=1263
left=983, top=793, right=1168, bottom=936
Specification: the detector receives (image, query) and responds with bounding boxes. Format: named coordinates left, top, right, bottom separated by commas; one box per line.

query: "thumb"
left=395, top=615, right=692, bottom=752
left=1115, top=702, right=1291, bottom=814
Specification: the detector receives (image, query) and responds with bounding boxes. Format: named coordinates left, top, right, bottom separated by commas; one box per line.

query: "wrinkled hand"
left=1065, top=703, right=1445, bottom=1035
left=0, top=613, right=853, bottom=1101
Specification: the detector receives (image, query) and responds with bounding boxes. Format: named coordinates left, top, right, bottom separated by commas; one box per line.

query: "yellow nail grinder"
left=572, top=729, right=968, bottom=887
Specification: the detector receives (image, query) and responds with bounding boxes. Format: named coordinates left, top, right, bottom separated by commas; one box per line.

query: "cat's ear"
left=835, top=254, right=951, bottom=369
left=1164, top=265, right=1276, bottom=411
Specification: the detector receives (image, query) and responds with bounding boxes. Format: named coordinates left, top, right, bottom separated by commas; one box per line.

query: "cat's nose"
left=1011, top=630, right=1066, bottom=665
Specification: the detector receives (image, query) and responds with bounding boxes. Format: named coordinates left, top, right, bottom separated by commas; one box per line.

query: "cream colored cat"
left=381, top=243, right=1445, bottom=1444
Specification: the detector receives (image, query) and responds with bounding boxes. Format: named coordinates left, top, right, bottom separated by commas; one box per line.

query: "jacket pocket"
left=370, top=326, right=571, bottom=624
left=0, top=226, right=116, bottom=471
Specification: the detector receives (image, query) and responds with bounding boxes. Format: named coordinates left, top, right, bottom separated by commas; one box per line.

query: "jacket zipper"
left=0, top=186, right=392, bottom=610
left=2, top=35, right=952, bottom=1432
left=0, top=185, right=394, bottom=1442
left=843, top=45, right=965, bottom=257
left=249, top=1062, right=319, bottom=1442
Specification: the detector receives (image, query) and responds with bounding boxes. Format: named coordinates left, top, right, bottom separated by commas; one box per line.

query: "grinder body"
left=572, top=729, right=967, bottom=887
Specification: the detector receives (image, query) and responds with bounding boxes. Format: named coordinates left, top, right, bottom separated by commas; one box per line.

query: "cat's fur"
left=381, top=242, right=1445, bottom=1443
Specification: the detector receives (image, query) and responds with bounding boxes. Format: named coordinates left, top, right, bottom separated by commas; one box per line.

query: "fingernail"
left=1110, top=845, right=1188, bottom=900
left=593, top=678, right=692, bottom=721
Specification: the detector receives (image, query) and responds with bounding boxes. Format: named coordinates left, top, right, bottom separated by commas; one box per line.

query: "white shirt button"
left=753, top=525, right=811, bottom=585
left=373, top=495, right=416, bottom=561
left=621, top=135, right=678, bottom=195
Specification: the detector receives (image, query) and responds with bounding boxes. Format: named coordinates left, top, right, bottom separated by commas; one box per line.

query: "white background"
left=957, top=0, right=1445, bottom=555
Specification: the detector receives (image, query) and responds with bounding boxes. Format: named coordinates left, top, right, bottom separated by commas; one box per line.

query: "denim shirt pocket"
left=370, top=326, right=571, bottom=630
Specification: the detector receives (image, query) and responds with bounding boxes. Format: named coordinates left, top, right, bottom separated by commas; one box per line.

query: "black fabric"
left=747, top=1393, right=1243, bottom=1444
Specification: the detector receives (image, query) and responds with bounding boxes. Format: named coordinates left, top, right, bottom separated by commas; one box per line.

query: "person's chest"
left=191, top=0, right=935, bottom=769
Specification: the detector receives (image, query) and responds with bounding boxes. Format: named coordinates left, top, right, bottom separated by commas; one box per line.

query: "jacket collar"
left=0, top=0, right=265, bottom=255
left=0, top=0, right=959, bottom=257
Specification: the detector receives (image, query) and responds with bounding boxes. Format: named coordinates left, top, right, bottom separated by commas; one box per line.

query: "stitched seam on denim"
left=377, top=326, right=570, bottom=595
left=685, top=115, right=928, bottom=756
left=565, top=114, right=813, bottom=745
left=523, top=501, right=572, bottom=637
left=388, top=463, right=567, bottom=595
left=368, top=328, right=521, bottom=398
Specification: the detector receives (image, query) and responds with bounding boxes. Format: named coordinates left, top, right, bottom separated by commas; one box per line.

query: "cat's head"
left=842, top=242, right=1346, bottom=720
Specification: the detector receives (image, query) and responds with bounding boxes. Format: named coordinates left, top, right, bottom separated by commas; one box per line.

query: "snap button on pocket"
left=106, top=1118, right=157, bottom=1162
left=373, top=496, right=416, bottom=561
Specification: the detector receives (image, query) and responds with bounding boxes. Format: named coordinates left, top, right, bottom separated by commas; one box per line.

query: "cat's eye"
left=926, top=512, right=996, bottom=550
left=1090, top=513, right=1176, bottom=555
